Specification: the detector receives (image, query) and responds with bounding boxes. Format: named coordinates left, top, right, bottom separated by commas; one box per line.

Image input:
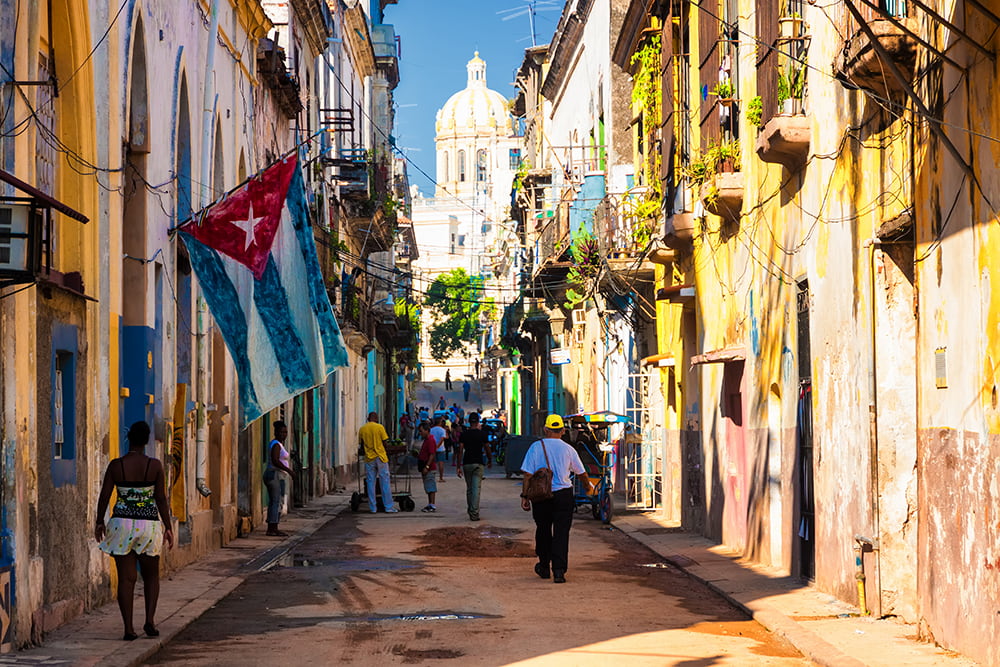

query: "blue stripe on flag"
left=286, top=166, right=349, bottom=369
left=253, top=256, right=316, bottom=389
left=178, top=232, right=263, bottom=420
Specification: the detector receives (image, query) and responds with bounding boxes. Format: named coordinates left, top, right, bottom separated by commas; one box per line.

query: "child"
left=416, top=423, right=438, bottom=512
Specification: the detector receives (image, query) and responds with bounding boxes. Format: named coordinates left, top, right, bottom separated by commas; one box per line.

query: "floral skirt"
left=99, top=517, right=164, bottom=557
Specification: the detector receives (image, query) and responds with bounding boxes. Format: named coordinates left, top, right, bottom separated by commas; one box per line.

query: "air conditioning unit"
left=572, top=308, right=586, bottom=328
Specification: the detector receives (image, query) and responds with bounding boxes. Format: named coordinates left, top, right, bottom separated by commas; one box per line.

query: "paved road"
left=147, top=471, right=810, bottom=666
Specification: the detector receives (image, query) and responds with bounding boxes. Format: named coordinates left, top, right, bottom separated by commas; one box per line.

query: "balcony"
left=372, top=24, right=400, bottom=88
left=257, top=39, right=302, bottom=119
left=340, top=292, right=373, bottom=351
left=664, top=213, right=696, bottom=249
left=595, top=196, right=656, bottom=285
left=756, top=114, right=811, bottom=171
left=701, top=172, right=744, bottom=222
left=834, top=15, right=919, bottom=100
left=531, top=207, right=571, bottom=282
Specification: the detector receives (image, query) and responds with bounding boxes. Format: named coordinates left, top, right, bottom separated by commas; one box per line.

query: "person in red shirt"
left=416, top=422, right=438, bottom=512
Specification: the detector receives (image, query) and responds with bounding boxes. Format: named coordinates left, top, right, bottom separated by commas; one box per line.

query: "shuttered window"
left=756, top=0, right=779, bottom=123
left=698, top=0, right=721, bottom=148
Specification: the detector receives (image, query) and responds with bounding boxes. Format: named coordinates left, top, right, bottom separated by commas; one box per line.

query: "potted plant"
left=777, top=67, right=804, bottom=115
left=708, top=139, right=741, bottom=173
left=778, top=12, right=804, bottom=39
left=711, top=80, right=736, bottom=106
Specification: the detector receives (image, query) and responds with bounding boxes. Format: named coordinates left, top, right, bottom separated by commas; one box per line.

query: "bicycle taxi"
left=563, top=411, right=630, bottom=524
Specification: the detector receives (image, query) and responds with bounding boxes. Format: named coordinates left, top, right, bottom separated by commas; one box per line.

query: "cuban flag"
left=179, top=154, right=348, bottom=428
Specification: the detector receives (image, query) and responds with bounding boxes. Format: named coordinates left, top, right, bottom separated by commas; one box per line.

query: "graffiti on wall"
left=0, top=566, right=11, bottom=653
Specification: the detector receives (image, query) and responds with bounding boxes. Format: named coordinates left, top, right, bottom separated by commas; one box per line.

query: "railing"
left=533, top=206, right=570, bottom=273
left=341, top=291, right=373, bottom=338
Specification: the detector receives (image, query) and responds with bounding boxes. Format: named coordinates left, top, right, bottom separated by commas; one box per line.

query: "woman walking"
left=95, top=421, right=174, bottom=640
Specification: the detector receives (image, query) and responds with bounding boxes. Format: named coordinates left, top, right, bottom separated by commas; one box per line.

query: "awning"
left=0, top=169, right=88, bottom=222
left=641, top=352, right=675, bottom=367
left=690, top=346, right=746, bottom=366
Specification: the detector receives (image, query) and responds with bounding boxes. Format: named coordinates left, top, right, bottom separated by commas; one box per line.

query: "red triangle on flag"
left=179, top=156, right=298, bottom=279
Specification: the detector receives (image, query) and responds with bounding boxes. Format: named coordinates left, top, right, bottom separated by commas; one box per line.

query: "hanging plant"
left=629, top=33, right=664, bottom=203
left=564, top=231, right=602, bottom=308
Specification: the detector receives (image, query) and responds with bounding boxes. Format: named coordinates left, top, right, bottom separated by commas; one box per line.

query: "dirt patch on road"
left=411, top=525, right=534, bottom=558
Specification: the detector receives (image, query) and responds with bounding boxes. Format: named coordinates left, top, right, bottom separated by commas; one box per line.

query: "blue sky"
left=384, top=1, right=562, bottom=195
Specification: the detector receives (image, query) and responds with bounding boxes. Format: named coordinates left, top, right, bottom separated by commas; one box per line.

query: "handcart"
left=350, top=443, right=416, bottom=512
left=563, top=411, right=630, bottom=524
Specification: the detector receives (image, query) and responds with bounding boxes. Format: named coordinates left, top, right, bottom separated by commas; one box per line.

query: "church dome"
left=435, top=53, right=512, bottom=136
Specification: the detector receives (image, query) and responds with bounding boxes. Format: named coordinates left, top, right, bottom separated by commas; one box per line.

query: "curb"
left=119, top=497, right=350, bottom=667
left=615, top=522, right=866, bottom=667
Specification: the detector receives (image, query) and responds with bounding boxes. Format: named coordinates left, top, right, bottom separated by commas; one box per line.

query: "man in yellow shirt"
left=359, top=412, right=399, bottom=513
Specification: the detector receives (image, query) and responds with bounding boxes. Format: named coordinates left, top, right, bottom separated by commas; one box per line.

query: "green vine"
left=512, top=159, right=531, bottom=194
left=630, top=34, right=663, bottom=200
left=747, top=96, right=763, bottom=128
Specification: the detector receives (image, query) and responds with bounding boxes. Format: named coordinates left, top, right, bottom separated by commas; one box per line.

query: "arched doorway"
left=120, top=17, right=154, bottom=442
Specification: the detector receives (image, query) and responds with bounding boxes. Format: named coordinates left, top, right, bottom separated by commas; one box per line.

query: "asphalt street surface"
left=147, top=469, right=810, bottom=666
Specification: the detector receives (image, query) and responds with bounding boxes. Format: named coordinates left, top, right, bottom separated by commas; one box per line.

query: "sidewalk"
left=613, top=510, right=979, bottom=667
left=1, top=495, right=351, bottom=667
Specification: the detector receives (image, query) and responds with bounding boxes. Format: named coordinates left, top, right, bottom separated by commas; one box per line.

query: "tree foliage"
left=423, top=268, right=495, bottom=362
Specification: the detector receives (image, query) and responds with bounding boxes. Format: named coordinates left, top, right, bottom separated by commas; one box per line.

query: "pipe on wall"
left=194, top=0, right=220, bottom=499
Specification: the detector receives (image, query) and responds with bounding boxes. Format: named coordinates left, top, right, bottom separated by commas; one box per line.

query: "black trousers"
left=531, top=488, right=575, bottom=573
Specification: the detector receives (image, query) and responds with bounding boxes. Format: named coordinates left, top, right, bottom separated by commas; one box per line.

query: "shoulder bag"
left=523, top=441, right=554, bottom=502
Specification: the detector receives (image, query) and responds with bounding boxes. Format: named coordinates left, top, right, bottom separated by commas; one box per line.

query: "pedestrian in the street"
left=94, top=421, right=174, bottom=641
left=430, top=417, right=448, bottom=481
left=263, top=421, right=295, bottom=535
left=445, top=369, right=453, bottom=390
left=437, top=395, right=447, bottom=410
left=475, top=358, right=481, bottom=378
left=456, top=413, right=491, bottom=521
left=359, top=412, right=400, bottom=513
left=400, top=412, right=412, bottom=444
left=462, top=378, right=471, bottom=402
left=520, top=414, right=585, bottom=584
left=416, top=423, right=438, bottom=512
left=418, top=405, right=429, bottom=422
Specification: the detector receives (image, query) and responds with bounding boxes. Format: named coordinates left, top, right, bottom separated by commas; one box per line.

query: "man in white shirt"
left=520, top=414, right=585, bottom=584
left=430, top=418, right=448, bottom=482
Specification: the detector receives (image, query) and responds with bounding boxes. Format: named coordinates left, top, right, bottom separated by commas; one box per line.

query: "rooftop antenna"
left=497, top=0, right=561, bottom=48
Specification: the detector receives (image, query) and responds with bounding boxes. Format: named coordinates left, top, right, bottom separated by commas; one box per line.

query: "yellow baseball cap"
left=544, top=414, right=564, bottom=429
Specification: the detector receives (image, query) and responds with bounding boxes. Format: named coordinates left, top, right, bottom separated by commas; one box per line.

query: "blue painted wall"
left=570, top=173, right=606, bottom=237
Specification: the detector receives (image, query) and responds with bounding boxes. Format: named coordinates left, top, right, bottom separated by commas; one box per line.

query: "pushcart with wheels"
left=564, top=411, right=629, bottom=524
left=350, top=445, right=416, bottom=512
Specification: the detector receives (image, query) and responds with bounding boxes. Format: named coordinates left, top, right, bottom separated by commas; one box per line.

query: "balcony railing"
left=257, top=40, right=302, bottom=119
left=834, top=0, right=917, bottom=99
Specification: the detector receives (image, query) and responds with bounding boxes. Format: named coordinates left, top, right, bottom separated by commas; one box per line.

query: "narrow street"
left=147, top=470, right=808, bottom=666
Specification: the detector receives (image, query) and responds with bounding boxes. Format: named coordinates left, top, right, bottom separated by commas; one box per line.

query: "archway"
left=120, top=16, right=153, bottom=436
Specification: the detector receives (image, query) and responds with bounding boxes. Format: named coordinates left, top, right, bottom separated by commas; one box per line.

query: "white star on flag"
left=233, top=201, right=264, bottom=251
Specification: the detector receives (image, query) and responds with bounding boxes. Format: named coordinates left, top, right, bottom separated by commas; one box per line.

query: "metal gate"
left=624, top=371, right=663, bottom=510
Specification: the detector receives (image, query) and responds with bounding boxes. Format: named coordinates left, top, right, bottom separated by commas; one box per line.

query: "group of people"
left=400, top=405, right=491, bottom=520
left=92, top=409, right=585, bottom=642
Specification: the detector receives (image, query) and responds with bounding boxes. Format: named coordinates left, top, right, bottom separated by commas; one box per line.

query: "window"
left=441, top=151, right=449, bottom=182
left=458, top=150, right=466, bottom=182
left=509, top=148, right=521, bottom=170
left=51, top=324, right=78, bottom=486
left=476, top=149, right=488, bottom=182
